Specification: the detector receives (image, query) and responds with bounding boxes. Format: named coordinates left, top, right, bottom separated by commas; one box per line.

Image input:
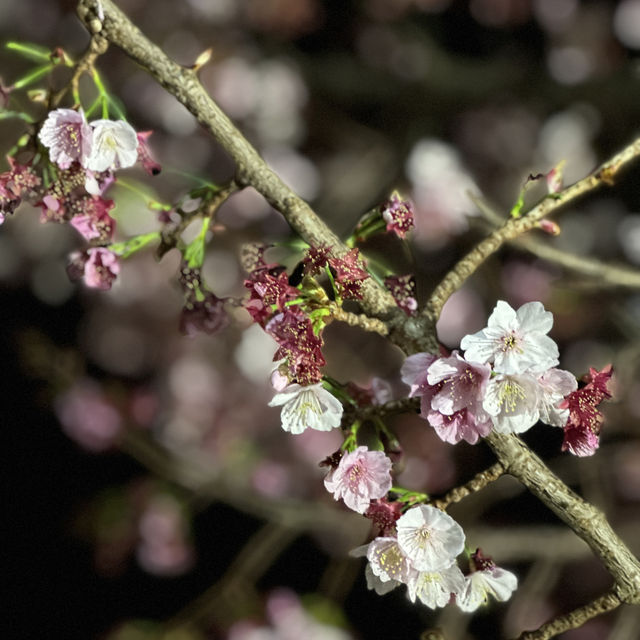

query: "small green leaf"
left=12, top=64, right=53, bottom=90
left=183, top=218, right=209, bottom=268
left=5, top=41, right=51, bottom=63
left=109, top=231, right=160, bottom=259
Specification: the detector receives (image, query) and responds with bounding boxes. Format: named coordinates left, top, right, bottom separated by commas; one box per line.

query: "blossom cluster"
left=402, top=300, right=612, bottom=455
left=244, top=243, right=378, bottom=434
left=0, top=108, right=160, bottom=290
left=352, top=504, right=516, bottom=611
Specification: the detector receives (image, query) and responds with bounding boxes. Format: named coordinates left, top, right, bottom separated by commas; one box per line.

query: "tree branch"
left=487, top=431, right=640, bottom=604
left=432, top=462, right=505, bottom=510
left=515, top=590, right=622, bottom=640
left=469, top=192, right=640, bottom=289
left=424, top=137, right=640, bottom=322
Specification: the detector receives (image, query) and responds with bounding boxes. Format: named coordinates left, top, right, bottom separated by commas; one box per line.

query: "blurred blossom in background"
left=3, top=0, right=640, bottom=638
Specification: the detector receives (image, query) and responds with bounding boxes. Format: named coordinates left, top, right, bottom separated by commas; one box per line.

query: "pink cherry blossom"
left=69, top=196, right=116, bottom=242
left=380, top=191, right=415, bottom=238
left=328, top=248, right=369, bottom=299
left=55, top=380, right=122, bottom=452
left=83, top=247, right=120, bottom=290
left=324, top=446, right=393, bottom=513
left=427, top=408, right=493, bottom=445
left=384, top=274, right=418, bottom=316
left=136, top=131, right=162, bottom=175
left=38, top=108, right=93, bottom=169
left=560, top=365, right=613, bottom=457
left=427, top=351, right=491, bottom=417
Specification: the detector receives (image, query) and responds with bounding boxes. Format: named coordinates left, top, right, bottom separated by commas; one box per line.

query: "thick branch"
left=424, top=138, right=640, bottom=321
left=487, top=431, right=640, bottom=604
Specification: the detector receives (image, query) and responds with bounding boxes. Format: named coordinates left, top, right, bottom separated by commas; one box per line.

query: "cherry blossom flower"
left=69, top=196, right=116, bottom=242
left=401, top=351, right=439, bottom=400
left=245, top=270, right=298, bottom=326
left=384, top=274, right=418, bottom=316
left=365, top=563, right=401, bottom=595
left=136, top=494, right=194, bottom=577
left=268, top=382, right=343, bottom=434
left=396, top=505, right=465, bottom=571
left=302, top=244, right=330, bottom=276
left=266, top=310, right=326, bottom=385
left=1, top=158, right=41, bottom=222
left=365, top=498, right=403, bottom=536
left=71, top=247, right=120, bottom=290
left=427, top=408, right=493, bottom=445
left=427, top=351, right=491, bottom=418
left=537, top=367, right=577, bottom=427
left=365, top=536, right=418, bottom=584
left=406, top=564, right=466, bottom=609
left=460, top=300, right=559, bottom=375
left=456, top=549, right=518, bottom=612
left=38, top=108, right=92, bottom=169
left=328, top=248, right=369, bottom=299
left=380, top=191, right=415, bottom=238
left=560, top=365, right=613, bottom=457
left=136, top=131, right=161, bottom=175
left=482, top=373, right=540, bottom=434
left=84, top=119, right=138, bottom=172
left=324, top=446, right=393, bottom=513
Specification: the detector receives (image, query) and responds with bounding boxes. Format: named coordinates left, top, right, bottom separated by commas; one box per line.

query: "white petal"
left=516, top=301, right=553, bottom=334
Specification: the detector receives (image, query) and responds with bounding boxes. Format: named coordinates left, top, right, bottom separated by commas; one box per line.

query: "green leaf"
left=109, top=231, right=160, bottom=259
left=5, top=41, right=51, bottom=63
left=12, top=64, right=53, bottom=90
left=0, top=110, right=33, bottom=123
left=183, top=218, right=210, bottom=268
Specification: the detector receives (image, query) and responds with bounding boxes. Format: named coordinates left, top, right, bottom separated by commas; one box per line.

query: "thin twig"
left=432, top=462, right=505, bottom=510
left=330, top=306, right=389, bottom=335
left=515, top=591, right=621, bottom=640
left=168, top=522, right=297, bottom=629
left=424, top=138, right=640, bottom=322
left=469, top=192, right=640, bottom=289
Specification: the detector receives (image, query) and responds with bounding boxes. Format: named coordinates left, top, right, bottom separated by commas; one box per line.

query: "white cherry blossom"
left=482, top=373, right=540, bottom=434
left=365, top=563, right=400, bottom=595
left=84, top=119, right=138, bottom=172
left=268, top=383, right=343, bottom=434
left=396, top=505, right=465, bottom=571
left=457, top=566, right=518, bottom=612
left=406, top=564, right=466, bottom=609
left=460, top=300, right=559, bottom=375
left=365, top=536, right=418, bottom=584
left=537, top=367, right=578, bottom=427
